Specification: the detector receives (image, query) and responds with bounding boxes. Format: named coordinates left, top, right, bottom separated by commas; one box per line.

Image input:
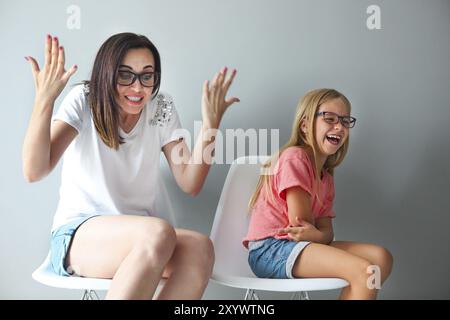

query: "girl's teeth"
left=326, top=135, right=340, bottom=145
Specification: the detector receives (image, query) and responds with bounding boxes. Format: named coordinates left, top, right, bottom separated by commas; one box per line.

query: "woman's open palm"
left=25, top=35, right=77, bottom=104
left=201, top=67, right=239, bottom=129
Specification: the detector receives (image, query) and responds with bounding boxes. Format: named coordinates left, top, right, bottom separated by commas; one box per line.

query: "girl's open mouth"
left=326, top=134, right=341, bottom=145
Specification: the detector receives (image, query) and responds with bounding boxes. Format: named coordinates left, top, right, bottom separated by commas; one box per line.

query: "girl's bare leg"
left=292, top=243, right=378, bottom=300
left=329, top=241, right=394, bottom=283
left=328, top=241, right=394, bottom=300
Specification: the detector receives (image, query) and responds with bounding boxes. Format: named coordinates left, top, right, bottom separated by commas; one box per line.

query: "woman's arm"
left=22, top=35, right=77, bottom=182
left=162, top=67, right=239, bottom=196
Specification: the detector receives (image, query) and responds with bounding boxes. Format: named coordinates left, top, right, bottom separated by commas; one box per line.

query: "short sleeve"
left=52, top=85, right=87, bottom=133
left=276, top=155, right=314, bottom=200
left=151, top=93, right=187, bottom=148
left=319, top=177, right=336, bottom=218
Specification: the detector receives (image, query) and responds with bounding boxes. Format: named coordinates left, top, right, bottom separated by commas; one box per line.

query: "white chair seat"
left=32, top=253, right=112, bottom=291
left=212, top=274, right=349, bottom=292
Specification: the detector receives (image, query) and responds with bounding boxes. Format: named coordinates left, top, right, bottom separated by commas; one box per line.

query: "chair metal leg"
left=290, top=291, right=310, bottom=300
left=300, top=291, right=310, bottom=300
left=81, top=289, right=100, bottom=300
left=244, top=289, right=260, bottom=300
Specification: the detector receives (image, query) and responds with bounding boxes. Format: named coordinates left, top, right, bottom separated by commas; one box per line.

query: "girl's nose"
left=334, top=122, right=343, bottom=130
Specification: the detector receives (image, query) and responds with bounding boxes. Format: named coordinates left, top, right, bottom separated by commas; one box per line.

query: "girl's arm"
left=315, top=217, right=334, bottom=244
left=23, top=35, right=77, bottom=182
left=163, top=68, right=239, bottom=196
left=285, top=187, right=314, bottom=225
left=281, top=187, right=334, bottom=244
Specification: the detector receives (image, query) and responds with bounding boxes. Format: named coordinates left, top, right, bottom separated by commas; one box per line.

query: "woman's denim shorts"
left=50, top=215, right=100, bottom=276
left=248, top=237, right=311, bottom=279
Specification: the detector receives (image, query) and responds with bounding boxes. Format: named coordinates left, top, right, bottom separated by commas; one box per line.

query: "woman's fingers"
left=223, top=68, right=237, bottom=92
left=43, top=34, right=52, bottom=72
left=211, top=71, right=220, bottom=90
left=202, top=80, right=210, bottom=99
left=217, top=67, right=227, bottom=86
left=25, top=56, right=40, bottom=79
left=56, top=45, right=65, bottom=75
left=225, top=96, right=240, bottom=108
left=50, top=36, right=59, bottom=74
left=62, top=64, right=78, bottom=82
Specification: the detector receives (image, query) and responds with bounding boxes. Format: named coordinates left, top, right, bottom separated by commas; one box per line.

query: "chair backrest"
left=210, top=155, right=269, bottom=278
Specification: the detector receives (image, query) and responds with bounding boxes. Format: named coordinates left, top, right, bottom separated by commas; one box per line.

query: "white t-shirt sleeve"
left=159, top=95, right=187, bottom=148
left=52, top=85, right=87, bottom=133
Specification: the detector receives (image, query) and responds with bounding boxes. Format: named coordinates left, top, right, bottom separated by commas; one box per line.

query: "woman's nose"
left=130, top=79, right=144, bottom=91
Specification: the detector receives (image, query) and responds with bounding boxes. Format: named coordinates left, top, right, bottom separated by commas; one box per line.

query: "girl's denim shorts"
left=50, top=215, right=100, bottom=276
left=248, top=237, right=311, bottom=279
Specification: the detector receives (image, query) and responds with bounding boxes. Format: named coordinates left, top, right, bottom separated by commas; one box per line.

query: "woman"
left=23, top=32, right=239, bottom=299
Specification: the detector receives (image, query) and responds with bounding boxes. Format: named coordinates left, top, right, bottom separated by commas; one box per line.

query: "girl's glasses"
left=316, top=111, right=357, bottom=128
left=117, top=70, right=159, bottom=88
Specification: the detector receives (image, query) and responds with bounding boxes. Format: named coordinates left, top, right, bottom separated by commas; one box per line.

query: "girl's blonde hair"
left=248, top=88, right=351, bottom=210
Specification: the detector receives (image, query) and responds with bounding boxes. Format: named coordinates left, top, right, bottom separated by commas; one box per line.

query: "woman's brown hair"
left=85, top=32, right=161, bottom=149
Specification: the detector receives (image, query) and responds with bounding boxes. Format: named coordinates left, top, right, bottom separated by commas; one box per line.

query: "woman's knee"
left=185, top=233, right=215, bottom=276
left=133, top=218, right=177, bottom=261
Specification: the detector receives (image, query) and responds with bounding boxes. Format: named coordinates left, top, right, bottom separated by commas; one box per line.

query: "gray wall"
left=1, top=0, right=449, bottom=299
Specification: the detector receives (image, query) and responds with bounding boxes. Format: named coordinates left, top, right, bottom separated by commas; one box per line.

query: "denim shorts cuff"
left=286, top=241, right=311, bottom=279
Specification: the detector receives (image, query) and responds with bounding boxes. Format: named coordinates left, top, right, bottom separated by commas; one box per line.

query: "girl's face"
left=313, top=98, right=350, bottom=161
left=115, top=48, right=156, bottom=116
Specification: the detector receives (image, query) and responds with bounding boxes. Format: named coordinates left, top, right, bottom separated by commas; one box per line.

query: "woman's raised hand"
left=201, top=67, right=240, bottom=129
left=25, top=35, right=77, bottom=105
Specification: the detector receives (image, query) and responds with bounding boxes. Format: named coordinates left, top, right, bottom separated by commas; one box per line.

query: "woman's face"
left=313, top=98, right=350, bottom=160
left=115, top=48, right=156, bottom=116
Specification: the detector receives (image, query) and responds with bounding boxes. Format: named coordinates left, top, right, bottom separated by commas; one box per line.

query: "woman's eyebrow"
left=119, top=64, right=154, bottom=70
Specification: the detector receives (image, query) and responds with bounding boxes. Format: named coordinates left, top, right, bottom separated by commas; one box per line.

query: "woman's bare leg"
left=66, top=215, right=177, bottom=300
left=155, top=229, right=215, bottom=300
left=292, top=243, right=377, bottom=300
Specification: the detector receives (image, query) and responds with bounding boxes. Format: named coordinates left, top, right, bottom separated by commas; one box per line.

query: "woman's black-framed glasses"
left=315, top=111, right=357, bottom=128
left=117, top=70, right=160, bottom=88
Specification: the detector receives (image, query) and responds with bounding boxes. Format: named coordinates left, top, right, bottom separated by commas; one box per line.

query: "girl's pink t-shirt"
left=243, top=147, right=336, bottom=248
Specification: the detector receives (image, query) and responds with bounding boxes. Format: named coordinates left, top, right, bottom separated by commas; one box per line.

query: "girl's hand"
left=25, top=35, right=77, bottom=105
left=277, top=219, right=318, bottom=242
left=201, top=67, right=239, bottom=129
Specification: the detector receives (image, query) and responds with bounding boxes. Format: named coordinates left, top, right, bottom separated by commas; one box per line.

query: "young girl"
left=23, top=33, right=239, bottom=299
left=243, top=89, right=393, bottom=300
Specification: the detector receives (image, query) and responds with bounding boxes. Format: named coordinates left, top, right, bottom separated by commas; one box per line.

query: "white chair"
left=32, top=171, right=175, bottom=300
left=210, top=155, right=349, bottom=300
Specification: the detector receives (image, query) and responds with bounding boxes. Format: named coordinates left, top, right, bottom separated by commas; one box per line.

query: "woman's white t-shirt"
left=50, top=84, right=185, bottom=232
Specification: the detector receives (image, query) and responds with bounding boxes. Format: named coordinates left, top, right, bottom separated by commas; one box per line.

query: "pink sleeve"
left=276, top=156, right=314, bottom=200
left=319, top=178, right=336, bottom=218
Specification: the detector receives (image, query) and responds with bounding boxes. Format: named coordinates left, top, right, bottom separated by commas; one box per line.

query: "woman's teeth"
left=126, top=96, right=143, bottom=102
